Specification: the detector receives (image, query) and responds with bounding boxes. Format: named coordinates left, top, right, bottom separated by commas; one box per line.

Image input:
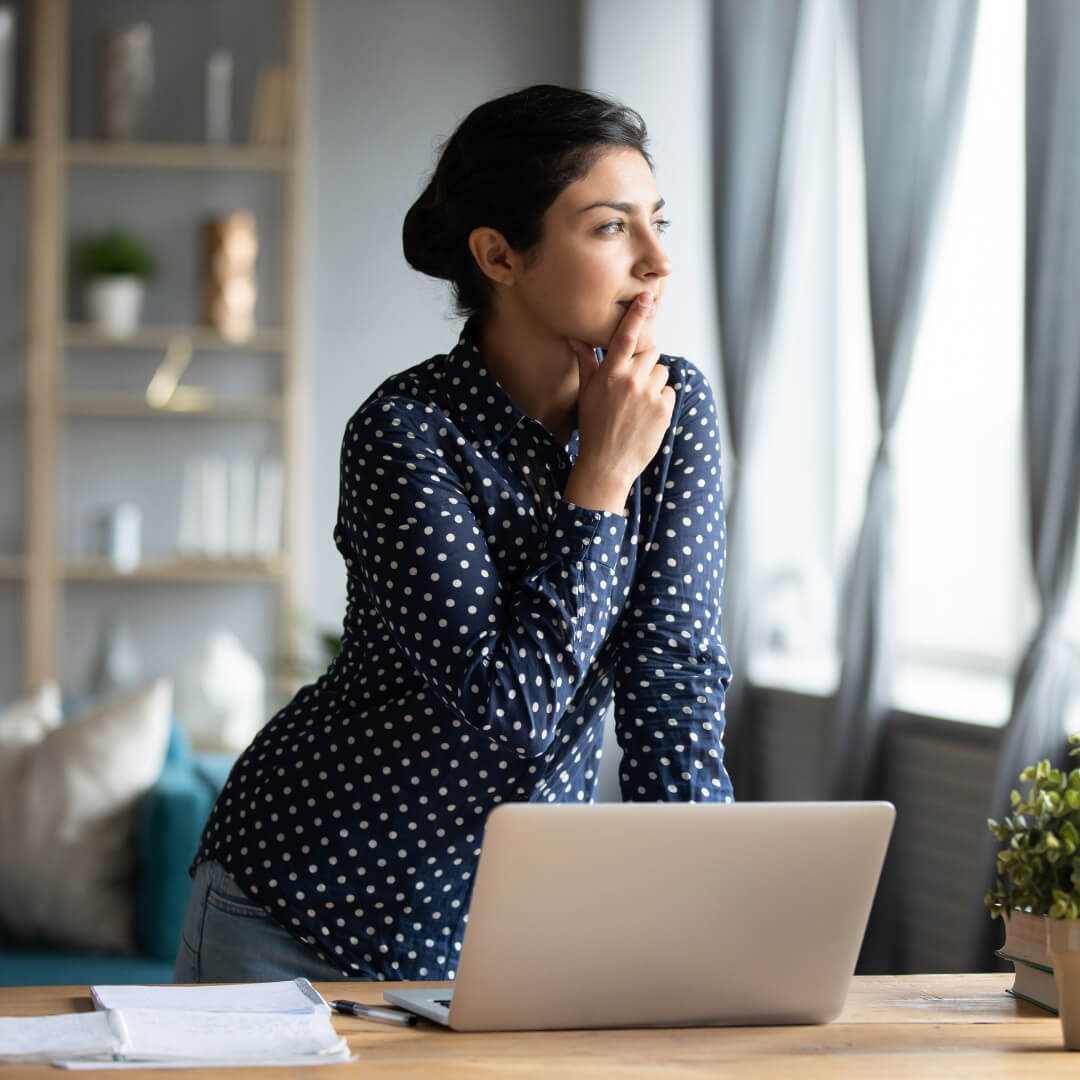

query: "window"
left=755, top=0, right=1080, bottom=723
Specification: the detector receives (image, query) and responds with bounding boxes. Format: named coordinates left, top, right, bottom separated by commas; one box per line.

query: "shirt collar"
left=440, top=317, right=527, bottom=451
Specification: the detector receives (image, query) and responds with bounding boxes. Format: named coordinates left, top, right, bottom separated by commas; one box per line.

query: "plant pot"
left=85, top=275, right=145, bottom=338
left=1046, top=919, right=1080, bottom=1049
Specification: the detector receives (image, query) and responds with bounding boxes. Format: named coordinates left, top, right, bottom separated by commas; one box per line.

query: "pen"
left=328, top=999, right=418, bottom=1027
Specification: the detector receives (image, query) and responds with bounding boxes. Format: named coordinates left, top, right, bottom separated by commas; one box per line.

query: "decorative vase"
left=100, top=22, right=153, bottom=140
left=1047, top=919, right=1080, bottom=1049
left=85, top=275, right=144, bottom=338
left=203, top=212, right=257, bottom=342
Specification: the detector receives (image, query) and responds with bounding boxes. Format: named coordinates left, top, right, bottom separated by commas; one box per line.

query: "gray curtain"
left=969, top=0, right=1080, bottom=972
left=828, top=0, right=977, bottom=801
left=712, top=0, right=803, bottom=799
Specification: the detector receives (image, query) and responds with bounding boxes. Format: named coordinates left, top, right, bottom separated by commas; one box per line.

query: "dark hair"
left=402, top=84, right=651, bottom=320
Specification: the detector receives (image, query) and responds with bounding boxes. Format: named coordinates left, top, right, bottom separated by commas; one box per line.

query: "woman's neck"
left=477, top=308, right=580, bottom=446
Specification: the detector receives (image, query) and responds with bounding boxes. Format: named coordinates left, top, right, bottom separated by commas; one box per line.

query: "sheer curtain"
left=969, top=0, right=1080, bottom=971
left=712, top=0, right=803, bottom=797
left=828, top=0, right=977, bottom=801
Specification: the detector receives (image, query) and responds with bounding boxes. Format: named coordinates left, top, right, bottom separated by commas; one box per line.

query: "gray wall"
left=305, top=0, right=581, bottom=632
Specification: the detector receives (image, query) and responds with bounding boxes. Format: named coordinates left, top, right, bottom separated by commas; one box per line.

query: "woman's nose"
left=636, top=230, right=672, bottom=279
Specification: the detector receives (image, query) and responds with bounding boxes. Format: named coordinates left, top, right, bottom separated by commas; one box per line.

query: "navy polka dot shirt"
left=195, top=321, right=733, bottom=981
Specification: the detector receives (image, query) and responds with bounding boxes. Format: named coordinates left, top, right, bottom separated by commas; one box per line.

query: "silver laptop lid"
left=447, top=801, right=894, bottom=1031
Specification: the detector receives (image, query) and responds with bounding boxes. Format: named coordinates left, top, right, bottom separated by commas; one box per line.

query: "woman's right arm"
left=338, top=398, right=626, bottom=759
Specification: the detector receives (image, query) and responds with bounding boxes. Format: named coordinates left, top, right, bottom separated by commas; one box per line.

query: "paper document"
left=3, top=980, right=351, bottom=1068
left=0, top=1011, right=126, bottom=1063
left=91, top=977, right=329, bottom=1014
left=55, top=1008, right=348, bottom=1066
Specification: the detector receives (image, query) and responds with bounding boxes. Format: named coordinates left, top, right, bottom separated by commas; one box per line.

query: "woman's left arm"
left=611, top=359, right=734, bottom=802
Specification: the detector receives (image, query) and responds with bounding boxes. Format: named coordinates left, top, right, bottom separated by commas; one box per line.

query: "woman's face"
left=511, top=148, right=672, bottom=351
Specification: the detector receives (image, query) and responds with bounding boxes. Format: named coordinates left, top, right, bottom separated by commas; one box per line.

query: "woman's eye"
left=598, top=220, right=625, bottom=235
left=652, top=218, right=671, bottom=235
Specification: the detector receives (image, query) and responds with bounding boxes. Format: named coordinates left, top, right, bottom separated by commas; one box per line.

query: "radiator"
left=751, top=685, right=1003, bottom=973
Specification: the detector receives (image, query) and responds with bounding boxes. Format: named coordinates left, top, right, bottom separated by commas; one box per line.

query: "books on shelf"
left=0, top=978, right=351, bottom=1067
left=177, top=454, right=282, bottom=561
left=250, top=65, right=292, bottom=147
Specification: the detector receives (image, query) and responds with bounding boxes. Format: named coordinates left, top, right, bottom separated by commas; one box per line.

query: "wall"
left=579, top=0, right=724, bottom=412
left=305, top=0, right=581, bottom=632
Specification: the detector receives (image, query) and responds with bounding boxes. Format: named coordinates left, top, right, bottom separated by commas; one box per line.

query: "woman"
left=175, top=84, right=732, bottom=985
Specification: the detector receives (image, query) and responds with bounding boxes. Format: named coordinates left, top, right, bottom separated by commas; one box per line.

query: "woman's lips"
left=617, top=298, right=657, bottom=312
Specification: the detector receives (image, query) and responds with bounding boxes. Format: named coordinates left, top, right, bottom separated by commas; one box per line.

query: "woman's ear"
left=468, top=227, right=518, bottom=288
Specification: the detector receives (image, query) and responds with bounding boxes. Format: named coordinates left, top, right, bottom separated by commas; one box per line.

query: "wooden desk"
left=0, top=974, right=1070, bottom=1077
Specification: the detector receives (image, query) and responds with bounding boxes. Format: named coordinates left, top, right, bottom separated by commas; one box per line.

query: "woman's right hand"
left=562, top=292, right=676, bottom=514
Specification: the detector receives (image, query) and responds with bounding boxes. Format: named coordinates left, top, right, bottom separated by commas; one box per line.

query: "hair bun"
left=402, top=182, right=458, bottom=282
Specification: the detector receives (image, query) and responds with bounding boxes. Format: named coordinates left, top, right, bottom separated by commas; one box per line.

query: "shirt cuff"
left=548, top=497, right=627, bottom=570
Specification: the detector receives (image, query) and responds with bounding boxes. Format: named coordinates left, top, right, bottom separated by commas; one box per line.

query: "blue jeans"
left=173, top=859, right=374, bottom=983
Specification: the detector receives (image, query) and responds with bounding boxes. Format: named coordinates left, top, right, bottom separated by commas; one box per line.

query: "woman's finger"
left=568, top=336, right=600, bottom=391
left=605, top=292, right=656, bottom=367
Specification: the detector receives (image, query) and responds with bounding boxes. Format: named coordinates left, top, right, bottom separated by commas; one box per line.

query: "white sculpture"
left=175, top=630, right=266, bottom=753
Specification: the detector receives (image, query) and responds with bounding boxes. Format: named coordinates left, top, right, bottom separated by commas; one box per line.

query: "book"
left=994, top=910, right=1058, bottom=1014
left=0, top=979, right=349, bottom=1067
left=253, top=456, right=284, bottom=558
left=249, top=66, right=292, bottom=147
left=1002, top=956, right=1058, bottom=1015
left=227, top=456, right=256, bottom=558
left=997, top=911, right=1050, bottom=968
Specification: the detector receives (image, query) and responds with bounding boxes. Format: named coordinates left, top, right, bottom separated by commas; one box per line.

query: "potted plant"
left=75, top=228, right=156, bottom=338
left=986, top=733, right=1080, bottom=1047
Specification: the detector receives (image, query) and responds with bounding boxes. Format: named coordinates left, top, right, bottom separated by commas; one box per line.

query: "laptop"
left=383, top=800, right=894, bottom=1031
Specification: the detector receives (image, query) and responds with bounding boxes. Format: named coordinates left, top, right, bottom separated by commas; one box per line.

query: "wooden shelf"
left=0, top=143, right=31, bottom=163
left=15, top=0, right=310, bottom=693
left=0, top=555, right=26, bottom=581
left=64, top=394, right=284, bottom=419
left=65, top=140, right=291, bottom=171
left=64, top=324, right=287, bottom=352
left=63, top=556, right=286, bottom=583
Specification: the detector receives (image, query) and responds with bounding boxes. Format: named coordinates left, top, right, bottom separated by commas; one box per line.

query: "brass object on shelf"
left=145, top=333, right=213, bottom=411
left=203, top=211, right=257, bottom=343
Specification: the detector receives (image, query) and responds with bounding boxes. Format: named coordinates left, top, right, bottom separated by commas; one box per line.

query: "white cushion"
left=0, top=680, right=172, bottom=952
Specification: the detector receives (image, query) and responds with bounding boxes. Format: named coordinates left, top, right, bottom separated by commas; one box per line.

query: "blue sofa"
left=0, top=726, right=234, bottom=987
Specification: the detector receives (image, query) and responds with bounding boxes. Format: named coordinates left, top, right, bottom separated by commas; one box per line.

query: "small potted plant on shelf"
left=986, top=733, right=1080, bottom=1047
left=75, top=228, right=156, bottom=339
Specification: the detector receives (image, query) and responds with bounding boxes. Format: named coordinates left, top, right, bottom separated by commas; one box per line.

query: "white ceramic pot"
left=1047, top=919, right=1080, bottom=1049
left=85, top=275, right=145, bottom=338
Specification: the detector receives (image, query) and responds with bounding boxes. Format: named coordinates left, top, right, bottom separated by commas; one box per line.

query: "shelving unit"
left=63, top=557, right=286, bottom=584
left=65, top=141, right=290, bottom=171
left=14, top=0, right=310, bottom=695
left=63, top=395, right=285, bottom=419
left=63, top=324, right=288, bottom=351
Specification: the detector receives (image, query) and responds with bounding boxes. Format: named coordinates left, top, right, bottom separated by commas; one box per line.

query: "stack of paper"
left=0, top=978, right=351, bottom=1068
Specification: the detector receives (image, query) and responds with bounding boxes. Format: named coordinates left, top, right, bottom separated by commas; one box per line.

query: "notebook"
left=384, top=801, right=895, bottom=1031
left=0, top=979, right=349, bottom=1067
